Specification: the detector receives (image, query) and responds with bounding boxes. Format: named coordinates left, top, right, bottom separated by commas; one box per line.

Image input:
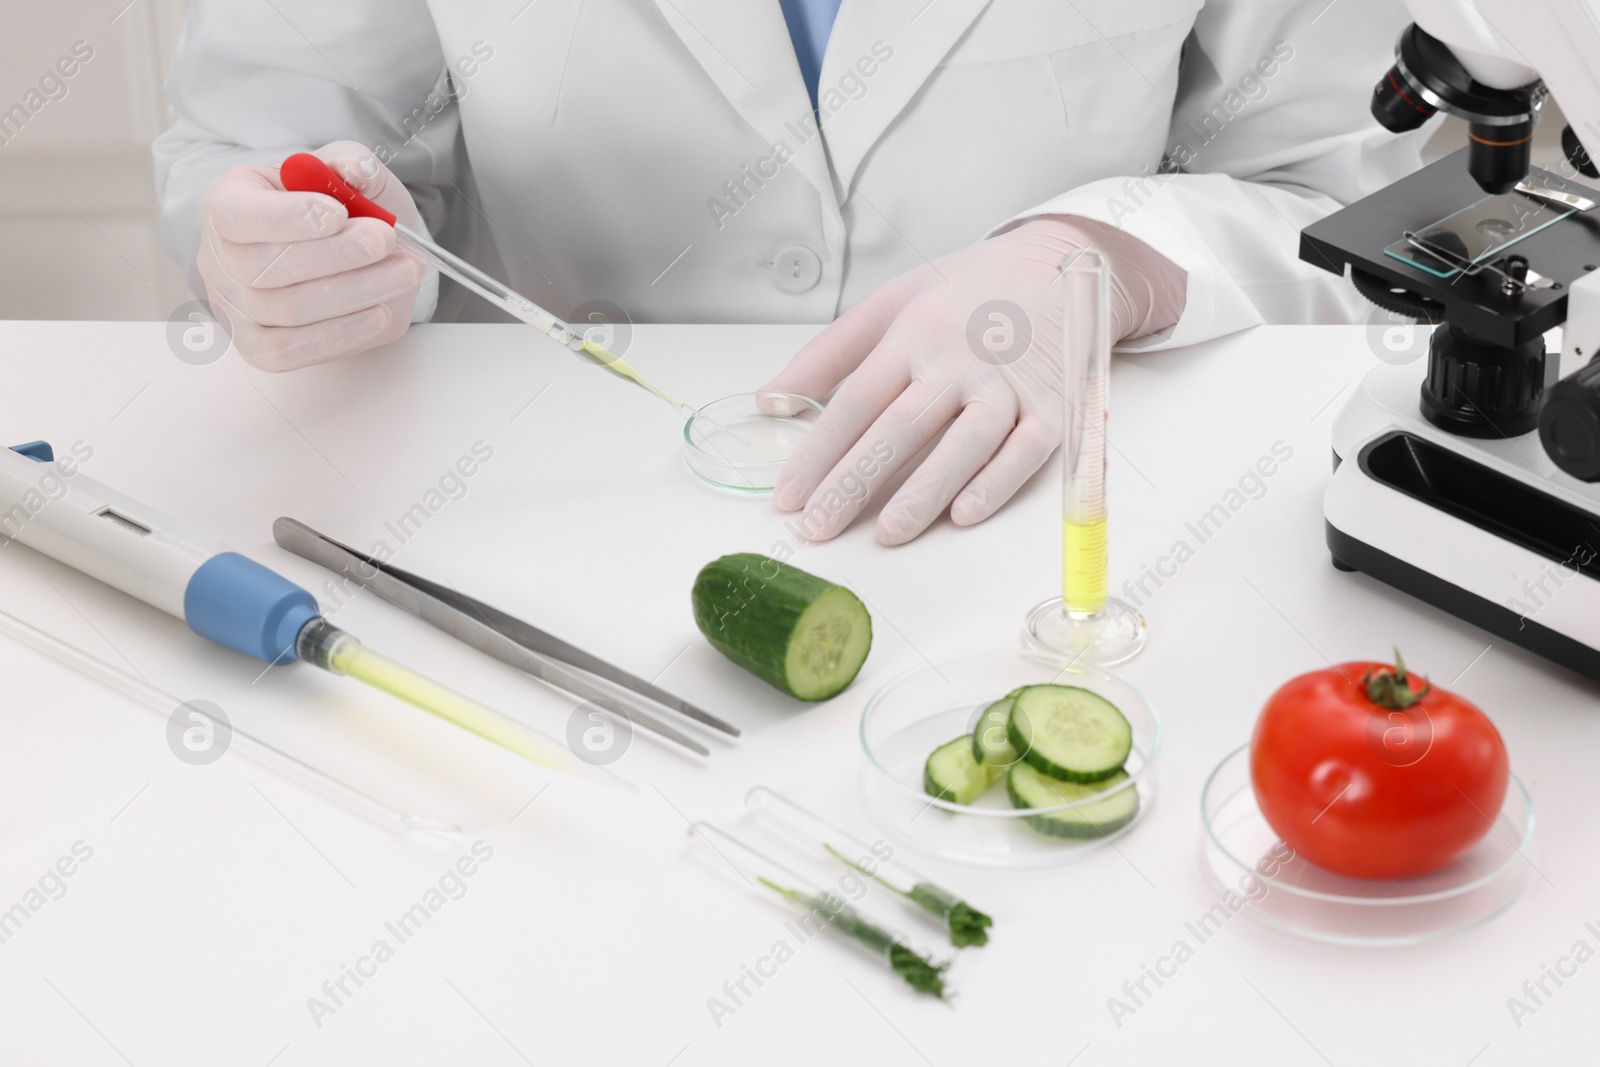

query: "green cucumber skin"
left=691, top=553, right=868, bottom=700
left=970, top=692, right=1022, bottom=768
left=1005, top=767, right=1139, bottom=839
left=1005, top=686, right=1130, bottom=783
left=925, top=736, right=999, bottom=804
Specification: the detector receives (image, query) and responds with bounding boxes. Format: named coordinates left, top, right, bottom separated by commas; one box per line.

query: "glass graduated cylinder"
left=1061, top=257, right=1111, bottom=617
left=1022, top=248, right=1146, bottom=667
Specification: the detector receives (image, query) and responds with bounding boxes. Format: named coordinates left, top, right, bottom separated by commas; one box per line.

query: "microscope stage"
left=1302, top=149, right=1600, bottom=348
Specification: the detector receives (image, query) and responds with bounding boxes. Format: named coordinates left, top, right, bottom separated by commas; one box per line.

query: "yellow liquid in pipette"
left=581, top=338, right=753, bottom=446
left=327, top=640, right=566, bottom=770
left=580, top=339, right=688, bottom=413
left=1063, top=518, right=1108, bottom=615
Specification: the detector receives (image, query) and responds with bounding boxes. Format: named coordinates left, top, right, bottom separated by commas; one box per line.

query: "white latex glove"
left=197, top=141, right=432, bottom=371
left=761, top=218, right=1186, bottom=545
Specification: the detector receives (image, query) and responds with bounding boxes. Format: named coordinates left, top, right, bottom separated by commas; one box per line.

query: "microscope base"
left=1326, top=361, right=1600, bottom=684
left=1326, top=521, right=1600, bottom=682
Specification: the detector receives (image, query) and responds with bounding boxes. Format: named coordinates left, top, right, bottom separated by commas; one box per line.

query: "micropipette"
left=278, top=154, right=697, bottom=420
left=0, top=442, right=569, bottom=771
left=1022, top=250, right=1147, bottom=666
left=0, top=607, right=460, bottom=836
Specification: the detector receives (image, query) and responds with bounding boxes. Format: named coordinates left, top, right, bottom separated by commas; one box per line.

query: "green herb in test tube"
left=824, top=844, right=994, bottom=948
left=757, top=878, right=949, bottom=997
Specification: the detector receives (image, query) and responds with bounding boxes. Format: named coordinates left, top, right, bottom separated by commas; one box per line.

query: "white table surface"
left=0, top=321, right=1596, bottom=1067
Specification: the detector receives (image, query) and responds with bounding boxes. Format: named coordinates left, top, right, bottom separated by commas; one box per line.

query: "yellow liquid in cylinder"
left=1063, top=518, right=1108, bottom=615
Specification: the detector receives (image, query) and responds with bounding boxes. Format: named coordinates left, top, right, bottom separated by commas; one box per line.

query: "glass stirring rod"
left=0, top=607, right=460, bottom=836
left=278, top=154, right=695, bottom=419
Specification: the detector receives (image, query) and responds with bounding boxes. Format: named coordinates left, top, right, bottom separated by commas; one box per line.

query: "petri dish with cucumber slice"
left=860, top=648, right=1160, bottom=867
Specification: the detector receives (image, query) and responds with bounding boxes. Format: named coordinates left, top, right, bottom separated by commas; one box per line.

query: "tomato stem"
left=1363, top=646, right=1432, bottom=710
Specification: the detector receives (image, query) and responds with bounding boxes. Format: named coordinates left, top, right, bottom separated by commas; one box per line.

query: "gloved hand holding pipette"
left=196, top=141, right=435, bottom=370
left=760, top=218, right=1187, bottom=546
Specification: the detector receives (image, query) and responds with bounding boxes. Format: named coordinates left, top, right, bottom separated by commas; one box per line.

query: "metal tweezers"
left=273, top=517, right=736, bottom=756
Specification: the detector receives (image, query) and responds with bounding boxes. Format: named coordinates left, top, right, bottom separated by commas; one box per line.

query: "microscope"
left=1300, top=0, right=1600, bottom=682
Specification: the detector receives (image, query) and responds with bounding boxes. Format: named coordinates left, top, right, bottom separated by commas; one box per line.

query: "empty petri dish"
left=683, top=392, right=823, bottom=492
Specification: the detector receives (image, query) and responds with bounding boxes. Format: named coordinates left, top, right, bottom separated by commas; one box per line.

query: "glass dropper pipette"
left=278, top=153, right=698, bottom=420
left=1023, top=249, right=1147, bottom=666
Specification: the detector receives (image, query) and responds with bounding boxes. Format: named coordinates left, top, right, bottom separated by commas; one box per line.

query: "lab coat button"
left=772, top=245, right=822, bottom=293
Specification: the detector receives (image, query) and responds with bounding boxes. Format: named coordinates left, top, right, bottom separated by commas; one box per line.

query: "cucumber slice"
left=924, top=736, right=1000, bottom=805
left=970, top=691, right=1023, bottom=768
left=1007, top=762, right=1139, bottom=838
left=691, top=554, right=872, bottom=700
left=1006, top=684, right=1132, bottom=783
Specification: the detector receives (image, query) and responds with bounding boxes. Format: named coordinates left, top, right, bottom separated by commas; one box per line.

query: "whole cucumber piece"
left=692, top=553, right=872, bottom=700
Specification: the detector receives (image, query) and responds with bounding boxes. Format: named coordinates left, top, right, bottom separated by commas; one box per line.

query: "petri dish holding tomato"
left=1200, top=745, right=1534, bottom=946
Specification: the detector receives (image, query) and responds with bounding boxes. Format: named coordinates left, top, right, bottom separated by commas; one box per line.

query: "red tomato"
left=1249, top=656, right=1508, bottom=880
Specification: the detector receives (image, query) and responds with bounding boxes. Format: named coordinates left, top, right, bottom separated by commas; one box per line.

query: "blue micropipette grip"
left=183, top=553, right=320, bottom=664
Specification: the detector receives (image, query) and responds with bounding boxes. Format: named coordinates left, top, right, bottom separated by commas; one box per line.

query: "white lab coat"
left=153, top=0, right=1434, bottom=349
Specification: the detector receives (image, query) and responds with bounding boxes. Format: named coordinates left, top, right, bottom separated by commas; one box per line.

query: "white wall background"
left=0, top=0, right=190, bottom=322
left=0, top=4, right=1573, bottom=323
